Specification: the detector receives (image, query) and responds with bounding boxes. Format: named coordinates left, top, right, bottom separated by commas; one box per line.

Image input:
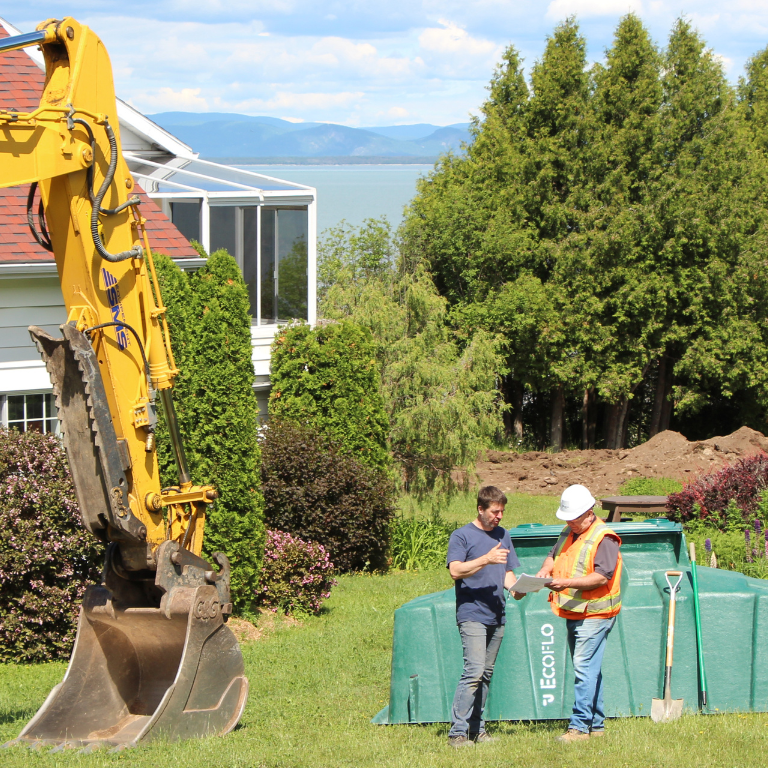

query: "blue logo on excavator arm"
left=101, top=268, right=130, bottom=350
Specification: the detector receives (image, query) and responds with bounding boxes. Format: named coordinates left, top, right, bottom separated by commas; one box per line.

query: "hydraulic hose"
left=26, top=182, right=53, bottom=252
left=83, top=320, right=151, bottom=381
left=81, top=117, right=143, bottom=263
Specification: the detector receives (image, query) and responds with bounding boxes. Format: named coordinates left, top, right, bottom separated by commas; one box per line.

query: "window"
left=170, top=201, right=202, bottom=243
left=2, top=393, right=59, bottom=434
left=258, top=208, right=308, bottom=324
left=210, top=206, right=237, bottom=257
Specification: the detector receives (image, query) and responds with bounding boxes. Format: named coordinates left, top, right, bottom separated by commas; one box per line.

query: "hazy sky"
left=8, top=2, right=768, bottom=126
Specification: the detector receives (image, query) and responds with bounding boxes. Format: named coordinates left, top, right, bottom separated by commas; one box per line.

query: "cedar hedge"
left=0, top=429, right=101, bottom=662
left=260, top=418, right=396, bottom=572
left=268, top=320, right=391, bottom=472
left=153, top=250, right=265, bottom=611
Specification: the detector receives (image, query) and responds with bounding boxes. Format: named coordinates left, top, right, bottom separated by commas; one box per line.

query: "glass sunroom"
left=126, top=155, right=317, bottom=327
left=125, top=154, right=317, bottom=413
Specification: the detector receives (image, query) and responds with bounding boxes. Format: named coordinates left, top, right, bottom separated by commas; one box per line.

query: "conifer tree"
left=152, top=251, right=264, bottom=611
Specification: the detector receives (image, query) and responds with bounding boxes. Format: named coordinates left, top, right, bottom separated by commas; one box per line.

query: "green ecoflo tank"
left=374, top=519, right=768, bottom=724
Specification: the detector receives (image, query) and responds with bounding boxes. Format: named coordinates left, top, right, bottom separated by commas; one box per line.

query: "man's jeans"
left=448, top=621, right=505, bottom=737
left=566, top=616, right=616, bottom=733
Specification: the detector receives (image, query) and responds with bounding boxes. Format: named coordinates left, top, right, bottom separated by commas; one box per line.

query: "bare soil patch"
left=228, top=610, right=302, bottom=645
left=476, top=426, right=768, bottom=500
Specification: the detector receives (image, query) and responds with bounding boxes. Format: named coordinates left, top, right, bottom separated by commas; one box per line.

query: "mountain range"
left=146, top=112, right=471, bottom=162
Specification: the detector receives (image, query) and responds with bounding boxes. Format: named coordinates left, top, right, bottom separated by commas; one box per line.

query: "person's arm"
left=547, top=572, right=608, bottom=592
left=448, top=542, right=509, bottom=580
left=536, top=556, right=555, bottom=578
left=549, top=538, right=617, bottom=591
left=504, top=569, right=525, bottom=600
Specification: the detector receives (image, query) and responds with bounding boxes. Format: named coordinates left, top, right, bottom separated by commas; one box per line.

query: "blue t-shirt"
left=446, top=522, right=520, bottom=626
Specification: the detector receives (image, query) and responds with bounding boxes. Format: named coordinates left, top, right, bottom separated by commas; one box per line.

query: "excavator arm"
left=0, top=19, right=248, bottom=751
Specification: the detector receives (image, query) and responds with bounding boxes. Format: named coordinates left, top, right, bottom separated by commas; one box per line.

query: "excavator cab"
left=0, top=20, right=248, bottom=750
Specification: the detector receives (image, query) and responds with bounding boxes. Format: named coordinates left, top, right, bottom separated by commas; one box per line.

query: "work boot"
left=590, top=729, right=605, bottom=738
left=473, top=731, right=497, bottom=743
left=448, top=735, right=475, bottom=748
left=557, top=729, right=589, bottom=743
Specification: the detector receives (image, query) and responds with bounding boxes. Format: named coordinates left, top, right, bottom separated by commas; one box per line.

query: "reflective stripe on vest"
left=551, top=520, right=622, bottom=617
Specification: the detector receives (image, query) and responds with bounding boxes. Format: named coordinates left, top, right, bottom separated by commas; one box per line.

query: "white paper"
left=509, top=573, right=553, bottom=594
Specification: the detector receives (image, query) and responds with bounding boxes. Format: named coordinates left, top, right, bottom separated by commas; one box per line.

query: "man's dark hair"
left=477, top=485, right=507, bottom=510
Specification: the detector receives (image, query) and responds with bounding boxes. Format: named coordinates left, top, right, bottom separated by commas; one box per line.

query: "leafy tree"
left=320, top=219, right=505, bottom=496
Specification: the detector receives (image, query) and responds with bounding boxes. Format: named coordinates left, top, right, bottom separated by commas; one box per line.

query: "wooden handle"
left=690, top=542, right=696, bottom=563
left=665, top=596, right=676, bottom=667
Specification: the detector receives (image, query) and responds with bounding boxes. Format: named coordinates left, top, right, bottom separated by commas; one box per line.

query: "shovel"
left=652, top=571, right=684, bottom=723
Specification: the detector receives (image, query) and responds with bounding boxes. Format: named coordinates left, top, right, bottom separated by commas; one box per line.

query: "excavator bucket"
left=11, top=577, right=248, bottom=750
left=2, top=327, right=249, bottom=750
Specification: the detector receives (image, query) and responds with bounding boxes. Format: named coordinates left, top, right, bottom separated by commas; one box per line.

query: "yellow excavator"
left=0, top=19, right=248, bottom=751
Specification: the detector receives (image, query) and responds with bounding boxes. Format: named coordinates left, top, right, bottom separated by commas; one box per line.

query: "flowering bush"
left=0, top=429, right=101, bottom=662
left=256, top=530, right=336, bottom=616
left=667, top=452, right=768, bottom=528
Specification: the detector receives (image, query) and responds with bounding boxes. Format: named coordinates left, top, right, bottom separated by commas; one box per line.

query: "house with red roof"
left=0, top=18, right=316, bottom=429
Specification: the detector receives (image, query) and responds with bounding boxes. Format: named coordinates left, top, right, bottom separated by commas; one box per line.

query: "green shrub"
left=260, top=419, right=396, bottom=572
left=153, top=250, right=264, bottom=611
left=390, top=515, right=457, bottom=570
left=684, top=493, right=768, bottom=579
left=619, top=476, right=683, bottom=496
left=0, top=429, right=101, bottom=662
left=256, top=530, right=336, bottom=616
left=269, top=320, right=390, bottom=471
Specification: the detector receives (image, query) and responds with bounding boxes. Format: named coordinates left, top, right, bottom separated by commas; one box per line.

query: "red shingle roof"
left=0, top=26, right=198, bottom=263
left=0, top=26, right=45, bottom=112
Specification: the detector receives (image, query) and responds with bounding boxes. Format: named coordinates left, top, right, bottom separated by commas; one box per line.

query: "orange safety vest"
left=549, top=518, right=622, bottom=620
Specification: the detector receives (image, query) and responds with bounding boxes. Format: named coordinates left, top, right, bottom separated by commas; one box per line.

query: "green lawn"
left=2, top=568, right=768, bottom=767
left=399, top=490, right=562, bottom=528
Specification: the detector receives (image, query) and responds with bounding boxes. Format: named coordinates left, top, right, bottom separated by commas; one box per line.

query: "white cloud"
left=388, top=106, right=409, bottom=118
left=546, top=0, right=643, bottom=20
left=419, top=20, right=497, bottom=56
left=135, top=87, right=209, bottom=111
left=229, top=90, right=365, bottom=114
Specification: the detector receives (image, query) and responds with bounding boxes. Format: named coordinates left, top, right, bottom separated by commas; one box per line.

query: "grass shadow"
left=0, top=709, right=34, bottom=726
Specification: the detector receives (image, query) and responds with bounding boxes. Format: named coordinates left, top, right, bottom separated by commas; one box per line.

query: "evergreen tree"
left=152, top=250, right=264, bottom=611
left=268, top=319, right=391, bottom=472
left=567, top=14, right=663, bottom=447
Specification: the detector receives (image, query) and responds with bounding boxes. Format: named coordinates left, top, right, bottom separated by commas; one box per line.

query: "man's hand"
left=511, top=590, right=526, bottom=601
left=484, top=542, right=510, bottom=565
left=546, top=578, right=572, bottom=592
left=449, top=541, right=510, bottom=581
left=536, top=556, right=554, bottom=580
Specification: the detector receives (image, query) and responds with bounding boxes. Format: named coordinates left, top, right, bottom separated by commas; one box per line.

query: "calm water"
left=239, top=165, right=431, bottom=235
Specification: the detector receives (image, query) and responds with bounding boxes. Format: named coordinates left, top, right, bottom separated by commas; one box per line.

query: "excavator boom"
left=0, top=19, right=248, bottom=751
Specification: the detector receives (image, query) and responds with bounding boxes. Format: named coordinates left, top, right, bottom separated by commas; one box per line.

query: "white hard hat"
left=556, top=484, right=596, bottom=521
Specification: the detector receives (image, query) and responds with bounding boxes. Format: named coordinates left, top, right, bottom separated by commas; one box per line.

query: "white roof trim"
left=117, top=100, right=197, bottom=160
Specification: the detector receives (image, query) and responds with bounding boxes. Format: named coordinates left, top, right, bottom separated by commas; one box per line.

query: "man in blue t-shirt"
left=445, top=485, right=524, bottom=747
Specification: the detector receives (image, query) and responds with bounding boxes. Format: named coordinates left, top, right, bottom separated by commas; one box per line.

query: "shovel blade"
left=651, top=696, right=684, bottom=723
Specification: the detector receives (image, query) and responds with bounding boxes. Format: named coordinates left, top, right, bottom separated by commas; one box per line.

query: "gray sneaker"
left=448, top=735, right=475, bottom=748
left=473, top=731, right=497, bottom=743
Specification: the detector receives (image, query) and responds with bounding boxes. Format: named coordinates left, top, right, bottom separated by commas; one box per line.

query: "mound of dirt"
left=475, top=427, right=768, bottom=500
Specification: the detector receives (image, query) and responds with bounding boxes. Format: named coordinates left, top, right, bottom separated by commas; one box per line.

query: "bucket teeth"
left=49, top=742, right=77, bottom=753
left=79, top=743, right=107, bottom=754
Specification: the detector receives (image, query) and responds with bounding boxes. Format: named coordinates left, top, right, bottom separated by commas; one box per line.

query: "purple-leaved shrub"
left=257, top=530, right=336, bottom=616
left=667, top=452, right=768, bottom=527
left=0, top=428, right=101, bottom=662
